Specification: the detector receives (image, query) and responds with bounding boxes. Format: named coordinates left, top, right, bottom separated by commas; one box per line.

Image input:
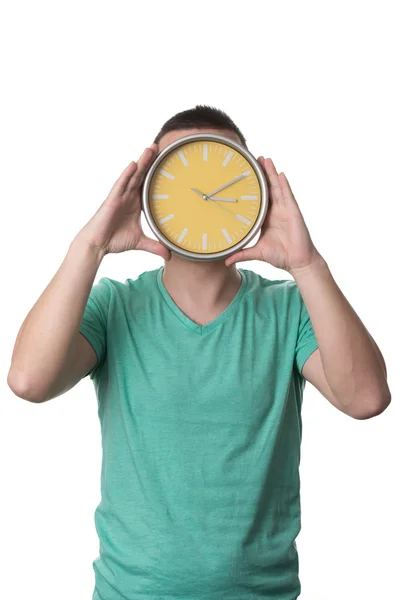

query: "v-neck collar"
left=156, top=265, right=248, bottom=335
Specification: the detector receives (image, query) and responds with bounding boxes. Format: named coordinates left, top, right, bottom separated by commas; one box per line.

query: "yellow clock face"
left=148, top=139, right=262, bottom=255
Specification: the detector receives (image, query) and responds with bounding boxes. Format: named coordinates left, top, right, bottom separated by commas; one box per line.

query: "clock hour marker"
left=222, top=151, right=233, bottom=167
left=222, top=228, right=232, bottom=244
left=160, top=169, right=174, bottom=180
left=159, top=214, right=174, bottom=224
left=152, top=194, right=169, bottom=199
left=241, top=195, right=258, bottom=200
left=203, top=144, right=208, bottom=161
left=236, top=214, right=251, bottom=226
left=177, top=227, right=188, bottom=243
left=243, top=170, right=251, bottom=176
left=178, top=150, right=188, bottom=166
left=202, top=233, right=208, bottom=250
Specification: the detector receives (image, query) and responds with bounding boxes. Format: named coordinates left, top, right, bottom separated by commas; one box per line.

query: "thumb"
left=225, top=246, right=261, bottom=267
left=136, top=235, right=172, bottom=260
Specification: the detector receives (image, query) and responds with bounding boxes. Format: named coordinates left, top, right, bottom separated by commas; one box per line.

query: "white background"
left=1, top=1, right=398, bottom=599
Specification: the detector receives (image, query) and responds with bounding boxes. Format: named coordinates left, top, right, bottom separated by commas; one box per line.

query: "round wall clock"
left=141, top=133, right=268, bottom=261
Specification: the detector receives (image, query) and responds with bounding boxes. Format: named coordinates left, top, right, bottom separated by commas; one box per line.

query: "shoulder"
left=242, top=267, right=301, bottom=304
left=242, top=268, right=304, bottom=330
left=94, top=268, right=159, bottom=295
left=91, top=268, right=159, bottom=312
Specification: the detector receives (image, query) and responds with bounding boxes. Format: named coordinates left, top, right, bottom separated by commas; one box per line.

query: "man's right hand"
left=8, top=144, right=172, bottom=403
left=76, top=143, right=171, bottom=260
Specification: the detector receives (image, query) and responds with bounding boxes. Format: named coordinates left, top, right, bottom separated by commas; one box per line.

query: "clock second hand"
left=190, top=187, right=237, bottom=220
left=207, top=197, right=237, bottom=219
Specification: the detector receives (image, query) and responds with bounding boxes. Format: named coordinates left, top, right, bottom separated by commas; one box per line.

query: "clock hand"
left=190, top=188, right=237, bottom=219
left=190, top=188, right=237, bottom=202
left=191, top=187, right=208, bottom=198
left=207, top=197, right=238, bottom=219
left=205, top=173, right=247, bottom=198
left=209, top=196, right=237, bottom=203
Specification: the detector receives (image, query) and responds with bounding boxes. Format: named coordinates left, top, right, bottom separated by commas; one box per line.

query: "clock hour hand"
left=190, top=188, right=237, bottom=202
left=209, top=197, right=237, bottom=202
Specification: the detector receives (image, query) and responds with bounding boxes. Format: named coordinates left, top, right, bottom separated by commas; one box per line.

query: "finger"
left=124, top=144, right=159, bottom=196
left=136, top=234, right=171, bottom=261
left=224, top=246, right=261, bottom=267
left=279, top=172, right=296, bottom=203
left=109, top=161, right=138, bottom=198
left=262, top=158, right=286, bottom=205
left=279, top=172, right=304, bottom=217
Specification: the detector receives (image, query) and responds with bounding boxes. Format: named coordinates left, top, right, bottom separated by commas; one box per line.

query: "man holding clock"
left=8, top=105, right=391, bottom=600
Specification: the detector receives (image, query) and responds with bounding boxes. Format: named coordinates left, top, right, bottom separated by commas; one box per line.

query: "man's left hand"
left=225, top=157, right=321, bottom=274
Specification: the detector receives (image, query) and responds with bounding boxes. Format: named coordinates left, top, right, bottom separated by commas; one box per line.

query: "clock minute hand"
left=206, top=173, right=247, bottom=198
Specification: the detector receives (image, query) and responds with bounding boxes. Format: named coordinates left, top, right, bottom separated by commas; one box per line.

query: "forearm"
left=8, top=235, right=105, bottom=398
left=290, top=254, right=390, bottom=409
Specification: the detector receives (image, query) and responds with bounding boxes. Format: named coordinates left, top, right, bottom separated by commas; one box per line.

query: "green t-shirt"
left=79, top=265, right=318, bottom=600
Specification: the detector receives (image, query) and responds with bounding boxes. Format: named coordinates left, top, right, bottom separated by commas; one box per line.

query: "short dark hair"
left=153, top=104, right=248, bottom=149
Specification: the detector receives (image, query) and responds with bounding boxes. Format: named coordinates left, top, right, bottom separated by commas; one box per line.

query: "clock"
left=141, top=133, right=268, bottom=261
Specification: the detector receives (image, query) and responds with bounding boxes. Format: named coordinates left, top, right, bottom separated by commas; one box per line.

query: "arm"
left=7, top=144, right=170, bottom=404
left=291, top=255, right=391, bottom=419
left=224, top=155, right=391, bottom=420
left=7, top=237, right=105, bottom=402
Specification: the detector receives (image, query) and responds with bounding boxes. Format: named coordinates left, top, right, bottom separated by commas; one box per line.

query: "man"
left=8, top=105, right=391, bottom=600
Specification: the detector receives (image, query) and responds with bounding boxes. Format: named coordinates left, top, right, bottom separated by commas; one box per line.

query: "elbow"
left=349, top=390, right=392, bottom=420
left=7, top=369, right=47, bottom=403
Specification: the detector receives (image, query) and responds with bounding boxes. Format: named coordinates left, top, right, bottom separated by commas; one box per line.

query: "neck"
left=161, top=253, right=242, bottom=316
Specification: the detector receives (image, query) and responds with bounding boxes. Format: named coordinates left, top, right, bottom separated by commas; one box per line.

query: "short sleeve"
left=295, top=292, right=319, bottom=377
left=79, top=277, right=110, bottom=380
